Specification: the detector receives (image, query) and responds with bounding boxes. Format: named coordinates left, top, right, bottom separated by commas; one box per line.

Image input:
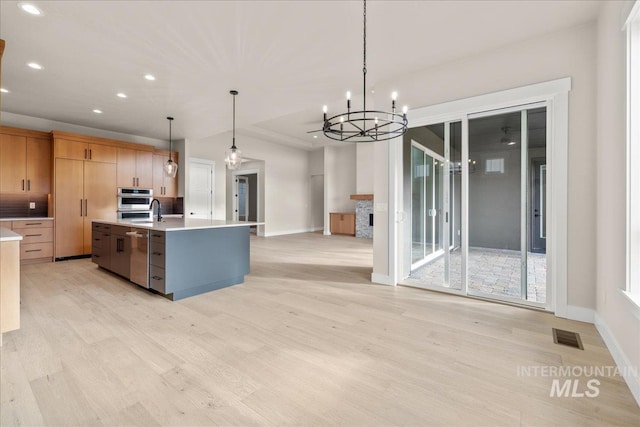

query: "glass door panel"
left=411, top=145, right=425, bottom=265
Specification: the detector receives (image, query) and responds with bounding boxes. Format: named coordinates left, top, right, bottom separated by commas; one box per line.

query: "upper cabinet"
left=153, top=152, right=178, bottom=197
left=0, top=128, right=51, bottom=194
left=53, top=138, right=116, bottom=163
left=117, top=148, right=153, bottom=189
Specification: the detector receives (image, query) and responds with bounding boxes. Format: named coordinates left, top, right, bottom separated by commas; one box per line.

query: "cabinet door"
left=0, top=133, right=27, bottom=193
left=84, top=162, right=117, bottom=252
left=26, top=136, right=51, bottom=193
left=54, top=138, right=87, bottom=160
left=152, top=154, right=165, bottom=195
left=116, top=147, right=137, bottom=187
left=136, top=150, right=153, bottom=189
left=88, top=143, right=116, bottom=163
left=110, top=233, right=130, bottom=278
left=54, top=158, right=85, bottom=257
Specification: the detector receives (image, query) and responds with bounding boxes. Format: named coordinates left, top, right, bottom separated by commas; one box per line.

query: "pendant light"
left=164, top=116, right=178, bottom=178
left=322, top=0, right=408, bottom=142
left=225, top=90, right=243, bottom=170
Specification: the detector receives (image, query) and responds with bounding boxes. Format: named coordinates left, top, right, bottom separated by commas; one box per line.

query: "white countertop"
left=93, top=218, right=263, bottom=232
left=0, top=227, right=24, bottom=242
left=0, top=217, right=53, bottom=222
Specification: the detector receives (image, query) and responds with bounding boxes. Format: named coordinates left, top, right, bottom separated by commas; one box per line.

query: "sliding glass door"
left=404, top=105, right=547, bottom=306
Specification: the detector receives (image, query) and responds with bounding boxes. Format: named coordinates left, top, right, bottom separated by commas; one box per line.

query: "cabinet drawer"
left=92, top=232, right=110, bottom=249
left=21, top=242, right=53, bottom=260
left=12, top=219, right=53, bottom=229
left=92, top=223, right=111, bottom=232
left=13, top=227, right=53, bottom=244
left=150, top=265, right=166, bottom=294
left=150, top=231, right=165, bottom=243
left=150, top=245, right=165, bottom=268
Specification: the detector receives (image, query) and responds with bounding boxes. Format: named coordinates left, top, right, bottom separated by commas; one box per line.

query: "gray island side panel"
left=164, top=226, right=250, bottom=300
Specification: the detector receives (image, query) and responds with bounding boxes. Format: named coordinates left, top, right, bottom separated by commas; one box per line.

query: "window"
left=485, top=158, right=505, bottom=174
left=627, top=2, right=640, bottom=299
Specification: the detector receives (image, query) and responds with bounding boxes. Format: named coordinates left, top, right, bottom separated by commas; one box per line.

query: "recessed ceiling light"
left=116, top=92, right=127, bottom=98
left=27, top=62, right=43, bottom=70
left=313, top=135, right=318, bottom=139
left=92, top=109, right=103, bottom=114
left=19, top=3, right=42, bottom=15
left=144, top=74, right=155, bottom=81
left=0, top=88, right=9, bottom=93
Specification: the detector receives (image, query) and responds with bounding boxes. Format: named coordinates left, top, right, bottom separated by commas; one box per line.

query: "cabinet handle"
left=26, top=234, right=42, bottom=237
left=81, top=200, right=83, bottom=216
left=27, top=179, right=31, bottom=191
left=22, top=179, right=25, bottom=191
left=94, top=254, right=101, bottom=258
left=133, top=177, right=136, bottom=186
left=84, top=199, right=88, bottom=217
left=152, top=276, right=162, bottom=280
left=152, top=251, right=162, bottom=255
left=25, top=222, right=42, bottom=226
left=25, top=249, right=42, bottom=253
left=85, top=148, right=88, bottom=159
left=89, top=149, right=92, bottom=160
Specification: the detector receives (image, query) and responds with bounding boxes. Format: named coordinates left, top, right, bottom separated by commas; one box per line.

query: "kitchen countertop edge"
left=0, top=227, right=24, bottom=242
left=92, top=218, right=263, bottom=232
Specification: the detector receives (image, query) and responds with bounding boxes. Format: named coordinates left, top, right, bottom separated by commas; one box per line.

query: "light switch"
left=29, top=202, right=36, bottom=209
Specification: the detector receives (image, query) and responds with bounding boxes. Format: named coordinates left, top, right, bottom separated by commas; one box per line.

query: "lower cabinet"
left=91, top=223, right=111, bottom=269
left=109, top=225, right=130, bottom=279
left=149, top=230, right=166, bottom=294
left=11, top=219, right=53, bottom=263
left=330, top=212, right=356, bottom=236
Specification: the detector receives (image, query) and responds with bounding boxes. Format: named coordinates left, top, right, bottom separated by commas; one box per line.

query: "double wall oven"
left=117, top=188, right=153, bottom=221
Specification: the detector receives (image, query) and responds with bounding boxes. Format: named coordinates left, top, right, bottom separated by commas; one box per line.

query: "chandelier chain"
left=362, top=0, right=367, bottom=111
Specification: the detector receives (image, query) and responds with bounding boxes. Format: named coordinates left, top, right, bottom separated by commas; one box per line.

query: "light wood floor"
left=1, top=232, right=639, bottom=426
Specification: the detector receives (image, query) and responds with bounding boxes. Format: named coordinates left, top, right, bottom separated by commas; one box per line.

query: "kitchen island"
left=91, top=218, right=260, bottom=301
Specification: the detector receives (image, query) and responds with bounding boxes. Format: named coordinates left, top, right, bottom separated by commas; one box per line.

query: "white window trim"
left=388, top=77, right=570, bottom=316
left=625, top=1, right=640, bottom=311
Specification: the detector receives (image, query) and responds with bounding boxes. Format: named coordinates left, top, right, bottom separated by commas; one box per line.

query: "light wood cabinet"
left=0, top=237, right=20, bottom=342
left=12, top=219, right=54, bottom=263
left=0, top=130, right=51, bottom=194
left=117, top=148, right=153, bottom=188
left=54, top=158, right=116, bottom=257
left=153, top=152, right=178, bottom=196
left=54, top=138, right=116, bottom=163
left=330, top=212, right=356, bottom=236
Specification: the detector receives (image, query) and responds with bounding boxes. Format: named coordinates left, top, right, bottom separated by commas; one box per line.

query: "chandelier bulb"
left=392, top=91, right=398, bottom=101
left=322, top=105, right=328, bottom=113
left=346, top=91, right=351, bottom=100
left=402, top=105, right=408, bottom=114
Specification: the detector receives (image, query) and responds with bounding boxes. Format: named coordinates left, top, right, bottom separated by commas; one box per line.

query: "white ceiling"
left=0, top=0, right=601, bottom=150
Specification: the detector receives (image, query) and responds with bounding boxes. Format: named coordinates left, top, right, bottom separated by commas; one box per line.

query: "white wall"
left=356, top=144, right=374, bottom=194
left=372, top=22, right=598, bottom=312
left=595, top=0, right=640, bottom=405
left=189, top=131, right=310, bottom=236
left=323, top=145, right=357, bottom=234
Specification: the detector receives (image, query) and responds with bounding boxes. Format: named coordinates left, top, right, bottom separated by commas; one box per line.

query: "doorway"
left=233, top=172, right=258, bottom=233
left=404, top=105, right=548, bottom=306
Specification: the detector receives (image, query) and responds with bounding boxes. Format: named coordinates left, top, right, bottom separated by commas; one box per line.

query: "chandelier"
left=322, top=0, right=408, bottom=143
left=164, top=116, right=178, bottom=178
left=225, top=90, right=243, bottom=170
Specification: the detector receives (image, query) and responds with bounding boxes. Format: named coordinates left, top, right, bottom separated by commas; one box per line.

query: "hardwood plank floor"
left=1, top=232, right=639, bottom=426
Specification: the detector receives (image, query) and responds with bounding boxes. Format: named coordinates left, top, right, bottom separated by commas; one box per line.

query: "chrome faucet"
left=150, top=199, right=162, bottom=222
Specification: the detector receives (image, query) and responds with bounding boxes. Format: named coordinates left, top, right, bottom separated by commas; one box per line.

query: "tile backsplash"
left=0, top=194, right=49, bottom=218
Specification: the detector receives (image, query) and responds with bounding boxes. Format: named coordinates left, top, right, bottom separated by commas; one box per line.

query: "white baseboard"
left=263, top=228, right=315, bottom=237
left=371, top=273, right=396, bottom=286
left=565, top=305, right=595, bottom=323
left=594, top=312, right=640, bottom=407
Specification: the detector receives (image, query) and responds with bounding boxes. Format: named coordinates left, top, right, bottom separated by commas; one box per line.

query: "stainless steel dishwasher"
left=126, top=227, right=149, bottom=288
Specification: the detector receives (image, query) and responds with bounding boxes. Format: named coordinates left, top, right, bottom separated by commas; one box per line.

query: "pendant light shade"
left=164, top=116, right=178, bottom=178
left=225, top=90, right=243, bottom=170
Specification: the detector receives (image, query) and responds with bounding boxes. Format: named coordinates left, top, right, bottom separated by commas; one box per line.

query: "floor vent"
left=552, top=328, right=584, bottom=350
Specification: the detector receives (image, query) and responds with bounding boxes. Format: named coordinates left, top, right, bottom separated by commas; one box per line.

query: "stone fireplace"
left=350, top=194, right=373, bottom=239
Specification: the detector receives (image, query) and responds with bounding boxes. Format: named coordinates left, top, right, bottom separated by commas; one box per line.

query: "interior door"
left=188, top=160, right=213, bottom=219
